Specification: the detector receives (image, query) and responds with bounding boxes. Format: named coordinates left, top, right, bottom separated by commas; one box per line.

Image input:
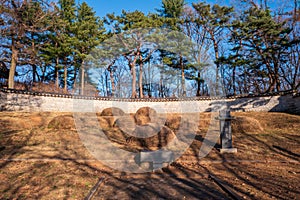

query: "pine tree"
left=192, top=2, right=233, bottom=95
left=41, top=0, right=77, bottom=93
left=22, top=1, right=53, bottom=84
left=105, top=11, right=164, bottom=98
left=225, top=7, right=296, bottom=93
left=0, top=0, right=54, bottom=89
left=74, top=2, right=106, bottom=95
left=157, top=0, right=185, bottom=30
left=58, top=0, right=77, bottom=93
left=158, top=0, right=190, bottom=96
left=181, top=6, right=211, bottom=96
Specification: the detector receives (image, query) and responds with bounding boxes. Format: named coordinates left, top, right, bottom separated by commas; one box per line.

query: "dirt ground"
left=0, top=111, right=299, bottom=200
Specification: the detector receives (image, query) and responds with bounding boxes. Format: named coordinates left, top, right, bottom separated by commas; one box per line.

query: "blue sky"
left=82, top=0, right=162, bottom=17
left=82, top=0, right=224, bottom=18
left=81, top=0, right=287, bottom=18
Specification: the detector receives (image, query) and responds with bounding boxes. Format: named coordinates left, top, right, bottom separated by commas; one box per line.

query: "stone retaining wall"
left=0, top=90, right=299, bottom=114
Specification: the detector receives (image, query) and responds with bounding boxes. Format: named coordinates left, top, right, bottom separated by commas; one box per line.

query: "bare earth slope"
left=0, top=112, right=299, bottom=199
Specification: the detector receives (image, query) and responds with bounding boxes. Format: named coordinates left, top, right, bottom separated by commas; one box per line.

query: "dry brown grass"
left=232, top=116, right=264, bottom=133
left=99, top=107, right=125, bottom=117
left=126, top=126, right=176, bottom=151
left=134, top=107, right=157, bottom=125
left=114, top=115, right=136, bottom=133
left=232, top=112, right=300, bottom=134
left=14, top=82, right=69, bottom=94
left=48, top=115, right=76, bottom=130
left=0, top=111, right=299, bottom=199
left=165, top=114, right=182, bottom=130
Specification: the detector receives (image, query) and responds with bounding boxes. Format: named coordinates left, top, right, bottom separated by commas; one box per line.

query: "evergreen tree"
left=22, top=1, right=54, bottom=84
left=158, top=0, right=190, bottom=96
left=105, top=11, right=164, bottom=98
left=41, top=0, right=77, bottom=92
left=58, top=0, right=77, bottom=92
left=224, top=7, right=297, bottom=93
left=157, top=0, right=185, bottom=30
left=192, top=2, right=233, bottom=95
left=74, top=2, right=105, bottom=95
left=181, top=6, right=211, bottom=96
left=39, top=6, right=62, bottom=88
left=0, top=0, right=54, bottom=89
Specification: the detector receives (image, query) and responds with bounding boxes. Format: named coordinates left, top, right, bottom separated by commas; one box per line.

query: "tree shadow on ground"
left=0, top=112, right=299, bottom=199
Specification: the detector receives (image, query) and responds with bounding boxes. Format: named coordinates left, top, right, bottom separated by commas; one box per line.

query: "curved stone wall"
left=0, top=89, right=299, bottom=114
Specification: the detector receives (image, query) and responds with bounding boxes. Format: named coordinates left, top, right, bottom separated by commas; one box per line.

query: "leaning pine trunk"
left=8, top=39, right=18, bottom=89
left=266, top=73, right=275, bottom=93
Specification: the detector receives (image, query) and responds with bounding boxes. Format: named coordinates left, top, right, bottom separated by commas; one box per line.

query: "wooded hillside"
left=0, top=0, right=299, bottom=97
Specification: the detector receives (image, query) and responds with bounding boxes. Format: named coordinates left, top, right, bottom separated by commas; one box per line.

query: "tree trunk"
left=32, top=64, right=37, bottom=83
left=196, top=71, right=201, bottom=96
left=73, top=67, right=77, bottom=90
left=266, top=74, right=275, bottom=93
left=139, top=54, right=144, bottom=98
left=40, top=65, right=46, bottom=82
left=243, top=67, right=247, bottom=93
left=105, top=72, right=109, bottom=96
left=80, top=62, right=85, bottom=95
left=180, top=55, right=186, bottom=97
left=213, top=39, right=220, bottom=95
left=31, top=32, right=38, bottom=84
left=159, top=72, right=163, bottom=98
left=64, top=64, right=67, bottom=93
left=131, top=63, right=137, bottom=98
left=273, top=61, right=281, bottom=92
left=275, top=73, right=281, bottom=92
left=55, top=57, right=59, bottom=90
left=233, top=65, right=236, bottom=95
left=109, top=68, right=115, bottom=97
left=8, top=40, right=18, bottom=89
left=148, top=62, right=152, bottom=97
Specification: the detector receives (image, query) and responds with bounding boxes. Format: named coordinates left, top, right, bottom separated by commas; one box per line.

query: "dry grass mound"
left=48, top=115, right=75, bottom=130
left=132, top=123, right=162, bottom=138
left=144, top=126, right=176, bottom=150
left=114, top=115, right=136, bottom=134
left=165, top=114, right=182, bottom=130
left=256, top=112, right=300, bottom=130
left=232, top=116, right=264, bottom=133
left=127, top=126, right=176, bottom=150
left=102, top=127, right=128, bottom=145
left=102, top=116, right=117, bottom=128
left=134, top=107, right=157, bottom=125
left=99, top=107, right=125, bottom=116
left=98, top=116, right=111, bottom=130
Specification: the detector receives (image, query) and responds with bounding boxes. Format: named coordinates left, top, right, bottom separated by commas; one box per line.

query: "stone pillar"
left=217, top=110, right=237, bottom=153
